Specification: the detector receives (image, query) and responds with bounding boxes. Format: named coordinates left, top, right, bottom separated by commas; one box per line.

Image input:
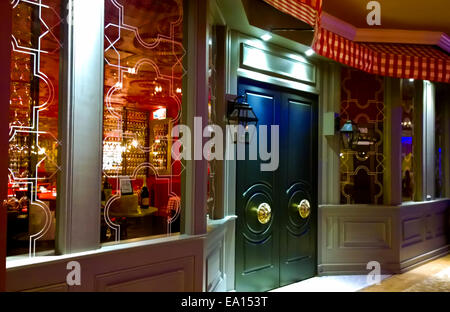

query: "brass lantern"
left=340, top=120, right=378, bottom=160
left=227, top=95, right=258, bottom=127
left=227, top=94, right=258, bottom=144
left=340, top=120, right=357, bottom=150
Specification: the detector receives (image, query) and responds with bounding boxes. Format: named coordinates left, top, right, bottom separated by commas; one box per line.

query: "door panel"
left=279, top=94, right=317, bottom=286
left=235, top=78, right=317, bottom=292
left=235, top=82, right=280, bottom=292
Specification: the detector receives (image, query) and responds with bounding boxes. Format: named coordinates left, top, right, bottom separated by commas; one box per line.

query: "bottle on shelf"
left=140, top=178, right=149, bottom=209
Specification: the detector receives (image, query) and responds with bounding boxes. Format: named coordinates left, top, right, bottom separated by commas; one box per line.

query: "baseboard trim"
left=399, top=245, right=450, bottom=273
left=318, top=245, right=450, bottom=276
left=317, top=263, right=398, bottom=276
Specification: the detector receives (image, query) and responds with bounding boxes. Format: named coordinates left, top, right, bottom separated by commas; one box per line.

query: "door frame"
left=234, top=77, right=319, bottom=291
left=225, top=31, right=319, bottom=218
left=223, top=31, right=320, bottom=291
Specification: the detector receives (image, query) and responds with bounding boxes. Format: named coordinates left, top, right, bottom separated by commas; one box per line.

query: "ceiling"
left=323, top=0, right=450, bottom=34
left=216, top=0, right=449, bottom=57
left=216, top=0, right=316, bottom=54
left=241, top=0, right=314, bottom=45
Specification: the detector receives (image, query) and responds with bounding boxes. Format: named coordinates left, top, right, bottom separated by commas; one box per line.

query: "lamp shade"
left=340, top=120, right=357, bottom=150
left=228, top=94, right=258, bottom=126
left=228, top=103, right=258, bottom=126
left=227, top=95, right=259, bottom=144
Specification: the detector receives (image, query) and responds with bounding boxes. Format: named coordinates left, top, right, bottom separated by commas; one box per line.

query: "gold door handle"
left=257, top=203, right=271, bottom=224
left=297, top=199, right=311, bottom=219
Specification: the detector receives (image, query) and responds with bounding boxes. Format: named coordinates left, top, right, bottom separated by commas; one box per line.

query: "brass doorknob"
left=297, top=199, right=311, bottom=219
left=257, top=203, right=271, bottom=224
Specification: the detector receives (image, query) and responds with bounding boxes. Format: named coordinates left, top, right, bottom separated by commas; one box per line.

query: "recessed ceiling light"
left=305, top=49, right=315, bottom=57
left=261, top=33, right=272, bottom=41
left=409, top=78, right=414, bottom=82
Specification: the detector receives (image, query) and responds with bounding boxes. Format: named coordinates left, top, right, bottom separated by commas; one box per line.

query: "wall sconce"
left=340, top=120, right=378, bottom=159
left=340, top=120, right=357, bottom=150
left=227, top=94, right=258, bottom=144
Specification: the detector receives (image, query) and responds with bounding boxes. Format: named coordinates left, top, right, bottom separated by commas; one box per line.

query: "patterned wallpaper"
left=340, top=67, right=385, bottom=205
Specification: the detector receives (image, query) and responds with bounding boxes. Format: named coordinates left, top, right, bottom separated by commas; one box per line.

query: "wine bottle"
left=141, top=178, right=149, bottom=209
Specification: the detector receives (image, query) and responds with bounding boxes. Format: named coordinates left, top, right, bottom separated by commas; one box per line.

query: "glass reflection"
left=102, top=0, right=185, bottom=243
left=7, top=0, right=61, bottom=257
left=401, top=79, right=415, bottom=201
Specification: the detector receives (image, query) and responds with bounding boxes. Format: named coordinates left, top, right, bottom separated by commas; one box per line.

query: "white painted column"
left=384, top=77, right=402, bottom=206
left=423, top=81, right=436, bottom=200
left=318, top=62, right=341, bottom=205
left=183, top=0, right=208, bottom=235
left=57, top=0, right=105, bottom=254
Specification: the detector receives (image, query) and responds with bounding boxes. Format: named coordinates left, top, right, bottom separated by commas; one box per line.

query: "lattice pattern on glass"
left=401, top=79, right=415, bottom=202
left=207, top=25, right=217, bottom=219
left=7, top=0, right=62, bottom=257
left=339, top=68, right=385, bottom=205
left=102, top=0, right=185, bottom=243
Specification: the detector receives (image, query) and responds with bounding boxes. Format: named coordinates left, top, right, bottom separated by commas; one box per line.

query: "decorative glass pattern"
left=207, top=25, right=217, bottom=219
left=340, top=68, right=385, bottom=205
left=102, top=0, right=185, bottom=243
left=435, top=84, right=447, bottom=198
left=7, top=0, right=62, bottom=257
left=401, top=79, right=415, bottom=201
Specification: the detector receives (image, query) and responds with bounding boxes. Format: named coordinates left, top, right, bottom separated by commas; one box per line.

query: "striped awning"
left=262, top=0, right=322, bottom=27
left=312, top=27, right=450, bottom=83
left=262, top=0, right=450, bottom=83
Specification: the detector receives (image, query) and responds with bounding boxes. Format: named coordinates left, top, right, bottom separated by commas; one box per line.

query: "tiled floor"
left=271, top=274, right=391, bottom=292
left=271, top=254, right=450, bottom=292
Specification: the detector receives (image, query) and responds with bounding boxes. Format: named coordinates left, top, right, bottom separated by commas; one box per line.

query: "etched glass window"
left=340, top=68, right=385, bottom=205
left=7, top=0, right=62, bottom=257
left=435, top=84, right=447, bottom=199
left=401, top=79, right=415, bottom=202
left=206, top=25, right=217, bottom=219
left=101, top=0, right=185, bottom=243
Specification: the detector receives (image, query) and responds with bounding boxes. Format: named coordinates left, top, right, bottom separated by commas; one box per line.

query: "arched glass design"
left=101, top=0, right=185, bottom=243
left=339, top=68, right=385, bottom=205
left=401, top=79, right=415, bottom=202
left=7, top=0, right=62, bottom=257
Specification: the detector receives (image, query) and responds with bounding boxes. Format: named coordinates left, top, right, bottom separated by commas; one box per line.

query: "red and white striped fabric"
left=262, top=0, right=322, bottom=28
left=313, top=27, right=450, bottom=83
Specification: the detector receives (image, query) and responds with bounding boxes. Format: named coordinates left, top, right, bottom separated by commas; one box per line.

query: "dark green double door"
left=235, top=78, right=317, bottom=292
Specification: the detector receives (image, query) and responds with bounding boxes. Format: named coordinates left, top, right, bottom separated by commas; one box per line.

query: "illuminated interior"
left=340, top=68, right=385, bottom=205
left=101, top=0, right=185, bottom=243
left=7, top=0, right=61, bottom=257
left=401, top=79, right=415, bottom=201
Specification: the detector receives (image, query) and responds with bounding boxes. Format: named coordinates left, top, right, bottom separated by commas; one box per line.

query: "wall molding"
left=6, top=235, right=204, bottom=292
left=319, top=199, right=450, bottom=275
left=205, top=216, right=236, bottom=292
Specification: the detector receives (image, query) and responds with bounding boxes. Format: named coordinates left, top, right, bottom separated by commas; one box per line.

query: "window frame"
left=3, top=0, right=208, bottom=266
